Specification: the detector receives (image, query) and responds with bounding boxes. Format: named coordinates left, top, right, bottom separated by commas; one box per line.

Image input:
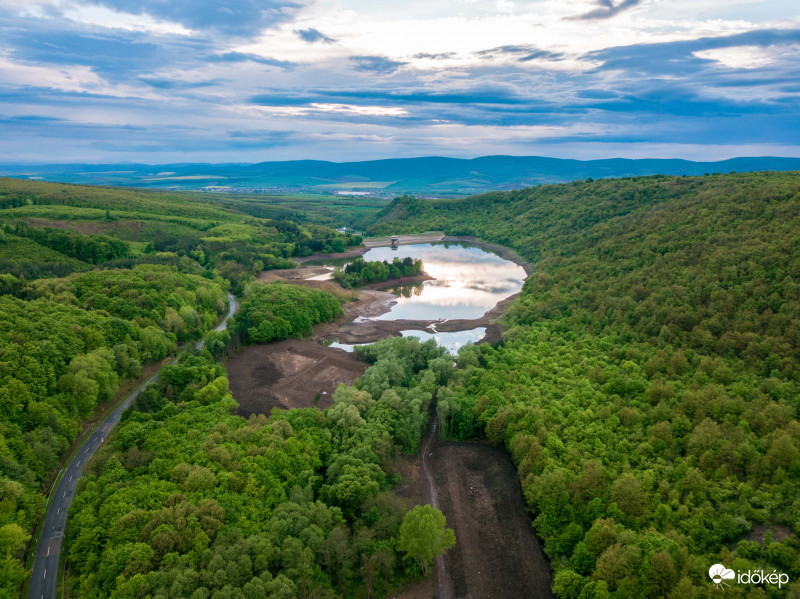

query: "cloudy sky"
left=1, top=0, right=799, bottom=163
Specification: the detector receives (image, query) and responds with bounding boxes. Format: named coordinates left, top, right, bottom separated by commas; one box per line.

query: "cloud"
left=295, top=28, right=336, bottom=44
left=571, top=0, right=643, bottom=20
left=0, top=1, right=798, bottom=162
left=589, top=28, right=798, bottom=66
left=214, top=52, right=297, bottom=69
left=476, top=44, right=565, bottom=62
left=250, top=84, right=530, bottom=107
left=138, top=77, right=222, bottom=90
left=88, top=0, right=309, bottom=36
left=413, top=52, right=457, bottom=60
left=350, top=56, right=407, bottom=74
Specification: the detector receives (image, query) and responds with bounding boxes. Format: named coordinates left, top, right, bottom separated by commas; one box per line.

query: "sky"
left=0, top=0, right=799, bottom=163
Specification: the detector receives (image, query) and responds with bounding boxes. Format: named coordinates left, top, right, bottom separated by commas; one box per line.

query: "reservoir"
left=323, top=242, right=526, bottom=322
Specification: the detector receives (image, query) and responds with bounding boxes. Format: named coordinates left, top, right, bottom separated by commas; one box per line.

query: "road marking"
left=46, top=547, right=49, bottom=556
left=69, top=475, right=72, bottom=481
left=44, top=569, right=46, bottom=578
left=57, top=508, right=60, bottom=515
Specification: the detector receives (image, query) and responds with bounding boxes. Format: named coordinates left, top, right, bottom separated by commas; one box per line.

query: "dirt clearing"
left=430, top=441, right=552, bottom=599
left=225, top=340, right=368, bottom=416
left=394, top=421, right=552, bottom=599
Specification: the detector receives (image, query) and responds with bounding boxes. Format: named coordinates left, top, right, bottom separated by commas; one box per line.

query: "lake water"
left=321, top=242, right=525, bottom=354
left=347, top=243, right=526, bottom=321
left=328, top=327, right=487, bottom=355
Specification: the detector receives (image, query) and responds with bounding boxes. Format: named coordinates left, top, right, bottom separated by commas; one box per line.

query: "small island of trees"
left=332, top=256, right=424, bottom=288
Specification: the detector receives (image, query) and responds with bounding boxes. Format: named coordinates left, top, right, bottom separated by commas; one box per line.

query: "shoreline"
left=260, top=234, right=531, bottom=347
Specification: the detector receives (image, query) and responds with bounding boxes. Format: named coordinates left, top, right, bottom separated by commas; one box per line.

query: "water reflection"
left=359, top=243, right=525, bottom=321
left=383, top=283, right=425, bottom=298
left=324, top=327, right=486, bottom=355
left=400, top=328, right=486, bottom=353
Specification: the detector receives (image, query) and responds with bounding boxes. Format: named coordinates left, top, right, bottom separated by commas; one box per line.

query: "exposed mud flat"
left=225, top=340, right=368, bottom=417
left=323, top=281, right=521, bottom=346
left=233, top=242, right=530, bottom=416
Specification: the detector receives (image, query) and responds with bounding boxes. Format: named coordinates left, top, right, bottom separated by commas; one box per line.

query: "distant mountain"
left=2, top=155, right=799, bottom=196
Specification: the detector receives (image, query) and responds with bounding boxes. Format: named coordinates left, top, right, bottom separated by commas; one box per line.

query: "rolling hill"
left=3, top=155, right=800, bottom=195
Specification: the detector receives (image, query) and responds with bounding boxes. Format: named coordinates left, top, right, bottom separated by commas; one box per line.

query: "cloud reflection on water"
left=360, top=243, right=525, bottom=321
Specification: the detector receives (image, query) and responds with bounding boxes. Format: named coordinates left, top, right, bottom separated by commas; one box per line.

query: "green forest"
left=369, top=172, right=800, bottom=597
left=0, top=178, right=359, bottom=596
left=65, top=337, right=455, bottom=598
left=0, top=266, right=227, bottom=592
left=4, top=171, right=800, bottom=598
left=332, top=257, right=424, bottom=289
left=233, top=282, right=344, bottom=344
left=0, top=178, right=361, bottom=292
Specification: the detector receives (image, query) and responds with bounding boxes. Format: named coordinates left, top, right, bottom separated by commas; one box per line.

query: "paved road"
left=28, top=293, right=237, bottom=599
left=196, top=293, right=238, bottom=350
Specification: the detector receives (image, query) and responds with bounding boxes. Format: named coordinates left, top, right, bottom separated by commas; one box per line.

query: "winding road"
left=28, top=294, right=237, bottom=599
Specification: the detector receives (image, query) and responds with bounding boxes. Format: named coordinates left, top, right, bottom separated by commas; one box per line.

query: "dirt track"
left=396, top=417, right=552, bottom=599
left=432, top=441, right=552, bottom=599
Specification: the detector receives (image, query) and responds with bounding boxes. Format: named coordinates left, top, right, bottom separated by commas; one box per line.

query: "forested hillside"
left=0, top=178, right=361, bottom=291
left=66, top=337, right=454, bottom=598
left=0, top=266, right=228, bottom=594
left=369, top=172, right=800, bottom=597
left=0, top=179, right=359, bottom=596
left=8, top=172, right=800, bottom=598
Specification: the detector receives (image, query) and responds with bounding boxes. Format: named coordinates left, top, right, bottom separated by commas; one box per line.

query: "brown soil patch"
left=396, top=416, right=553, bottom=599
left=225, top=339, right=368, bottom=416
left=746, top=524, right=795, bottom=544
left=430, top=440, right=553, bottom=599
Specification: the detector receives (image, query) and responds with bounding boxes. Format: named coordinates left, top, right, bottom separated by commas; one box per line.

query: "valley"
left=3, top=171, right=800, bottom=599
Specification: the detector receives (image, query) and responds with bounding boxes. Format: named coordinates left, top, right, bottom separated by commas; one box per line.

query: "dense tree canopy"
left=332, top=257, right=423, bottom=288
left=0, top=178, right=368, bottom=596
left=8, top=171, right=800, bottom=597
left=233, top=282, right=343, bottom=344
left=66, top=337, right=454, bottom=598
left=371, top=172, right=800, bottom=598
